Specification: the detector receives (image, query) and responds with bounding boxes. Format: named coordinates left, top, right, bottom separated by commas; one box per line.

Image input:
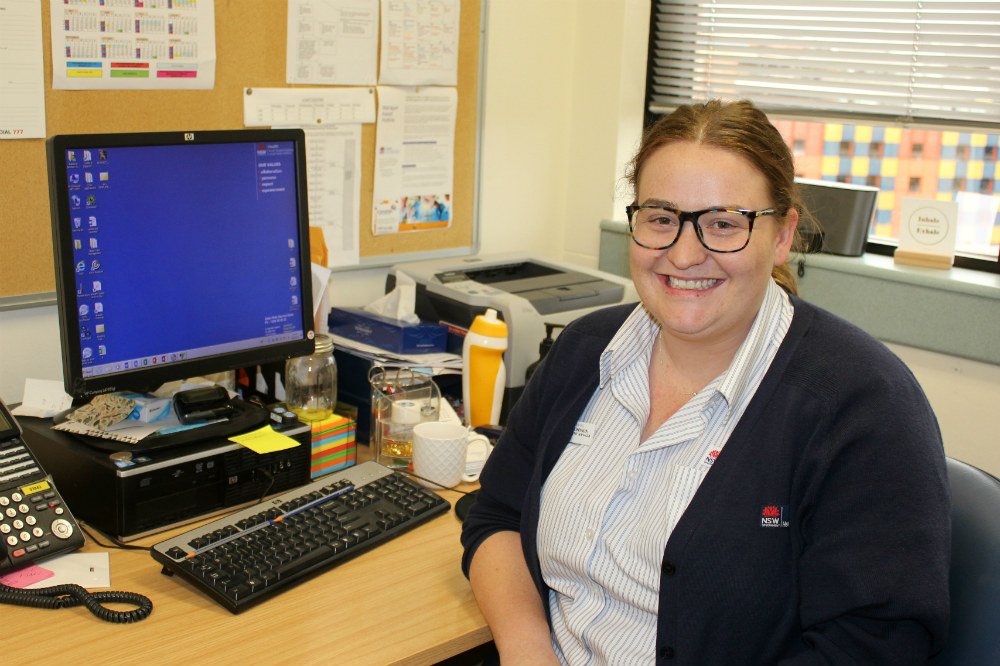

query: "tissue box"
left=328, top=307, right=447, bottom=354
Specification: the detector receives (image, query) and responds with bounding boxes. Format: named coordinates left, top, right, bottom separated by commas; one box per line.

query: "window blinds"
left=647, top=1, right=1000, bottom=126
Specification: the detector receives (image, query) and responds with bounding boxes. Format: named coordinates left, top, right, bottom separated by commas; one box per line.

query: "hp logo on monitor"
left=184, top=133, right=195, bottom=141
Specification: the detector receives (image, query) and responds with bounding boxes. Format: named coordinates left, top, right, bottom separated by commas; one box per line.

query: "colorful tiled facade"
left=773, top=119, right=1000, bottom=249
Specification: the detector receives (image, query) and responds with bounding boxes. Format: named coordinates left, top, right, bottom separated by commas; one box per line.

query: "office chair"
left=929, top=457, right=1000, bottom=665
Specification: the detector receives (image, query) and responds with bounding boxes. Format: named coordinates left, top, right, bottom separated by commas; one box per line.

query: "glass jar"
left=284, top=333, right=338, bottom=422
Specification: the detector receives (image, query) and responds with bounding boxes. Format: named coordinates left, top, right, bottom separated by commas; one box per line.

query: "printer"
left=386, top=254, right=639, bottom=417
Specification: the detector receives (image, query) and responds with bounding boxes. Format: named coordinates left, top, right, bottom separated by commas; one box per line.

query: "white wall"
left=1, top=0, right=997, bottom=476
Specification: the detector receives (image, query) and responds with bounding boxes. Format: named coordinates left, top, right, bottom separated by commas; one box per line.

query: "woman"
left=461, top=100, right=950, bottom=665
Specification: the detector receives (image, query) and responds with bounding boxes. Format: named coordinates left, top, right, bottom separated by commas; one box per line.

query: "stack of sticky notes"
left=310, top=413, right=357, bottom=479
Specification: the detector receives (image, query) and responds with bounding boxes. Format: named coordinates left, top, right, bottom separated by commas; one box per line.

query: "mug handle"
left=462, top=433, right=493, bottom=483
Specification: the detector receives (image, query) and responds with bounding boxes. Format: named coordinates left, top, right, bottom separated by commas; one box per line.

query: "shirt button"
left=662, top=560, right=676, bottom=576
left=584, top=528, right=595, bottom=541
left=659, top=645, right=674, bottom=660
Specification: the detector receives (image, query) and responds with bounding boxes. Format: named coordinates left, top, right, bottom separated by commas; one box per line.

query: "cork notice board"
left=0, top=0, right=481, bottom=301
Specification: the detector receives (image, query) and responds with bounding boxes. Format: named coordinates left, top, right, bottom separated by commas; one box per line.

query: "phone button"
left=51, top=519, right=74, bottom=540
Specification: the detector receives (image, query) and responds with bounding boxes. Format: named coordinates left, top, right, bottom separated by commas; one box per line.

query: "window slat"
left=649, top=0, right=1000, bottom=125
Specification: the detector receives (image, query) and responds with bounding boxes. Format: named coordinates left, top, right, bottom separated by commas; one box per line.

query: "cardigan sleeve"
left=460, top=304, right=629, bottom=579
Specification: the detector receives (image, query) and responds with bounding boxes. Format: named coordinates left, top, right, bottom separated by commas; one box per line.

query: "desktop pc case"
left=19, top=417, right=312, bottom=541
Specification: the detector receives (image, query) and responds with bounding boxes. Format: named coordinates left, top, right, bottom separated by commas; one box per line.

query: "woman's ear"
left=773, top=207, right=799, bottom=265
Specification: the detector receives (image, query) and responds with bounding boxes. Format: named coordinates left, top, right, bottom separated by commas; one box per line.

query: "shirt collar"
left=598, top=280, right=792, bottom=409
left=599, top=303, right=657, bottom=389
left=715, top=279, right=792, bottom=409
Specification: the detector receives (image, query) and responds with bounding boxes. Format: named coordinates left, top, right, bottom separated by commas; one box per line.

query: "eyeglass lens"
left=630, top=208, right=751, bottom=252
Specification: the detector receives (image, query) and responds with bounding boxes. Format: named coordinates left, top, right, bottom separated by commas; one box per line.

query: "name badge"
left=570, top=421, right=595, bottom=446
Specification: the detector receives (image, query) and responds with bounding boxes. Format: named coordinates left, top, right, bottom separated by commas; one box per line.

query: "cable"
left=0, top=581, right=152, bottom=623
left=80, top=522, right=150, bottom=552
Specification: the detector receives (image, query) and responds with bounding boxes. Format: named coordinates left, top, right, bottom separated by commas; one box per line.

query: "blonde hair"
left=625, top=100, right=812, bottom=295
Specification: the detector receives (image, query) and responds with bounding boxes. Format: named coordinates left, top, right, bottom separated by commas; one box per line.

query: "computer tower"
left=19, top=416, right=312, bottom=541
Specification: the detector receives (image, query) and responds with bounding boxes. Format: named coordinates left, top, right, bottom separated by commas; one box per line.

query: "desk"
left=5, top=468, right=490, bottom=664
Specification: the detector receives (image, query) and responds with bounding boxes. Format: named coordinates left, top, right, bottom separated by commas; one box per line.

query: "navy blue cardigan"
left=461, top=297, right=950, bottom=665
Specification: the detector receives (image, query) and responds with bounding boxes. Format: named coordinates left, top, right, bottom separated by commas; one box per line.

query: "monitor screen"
left=46, top=129, right=315, bottom=400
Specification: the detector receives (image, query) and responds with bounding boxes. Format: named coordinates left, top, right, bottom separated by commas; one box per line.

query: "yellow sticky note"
left=230, top=426, right=301, bottom=454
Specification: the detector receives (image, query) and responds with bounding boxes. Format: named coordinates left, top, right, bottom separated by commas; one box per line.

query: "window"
left=645, top=0, right=1000, bottom=271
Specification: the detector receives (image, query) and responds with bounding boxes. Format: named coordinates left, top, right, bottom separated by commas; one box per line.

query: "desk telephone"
left=0, top=398, right=153, bottom=622
left=0, top=398, right=84, bottom=571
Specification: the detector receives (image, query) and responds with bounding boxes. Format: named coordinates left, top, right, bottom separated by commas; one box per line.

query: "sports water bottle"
left=462, top=308, right=508, bottom=427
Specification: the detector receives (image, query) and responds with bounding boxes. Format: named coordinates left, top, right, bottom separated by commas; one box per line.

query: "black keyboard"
left=151, top=461, right=450, bottom=613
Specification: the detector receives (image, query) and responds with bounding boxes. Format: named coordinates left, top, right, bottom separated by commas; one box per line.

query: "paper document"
left=286, top=0, right=378, bottom=85
left=49, top=0, right=216, bottom=90
left=372, top=86, right=457, bottom=236
left=300, top=126, right=363, bottom=267
left=0, top=0, right=46, bottom=139
left=378, top=0, right=460, bottom=86
left=243, top=86, right=376, bottom=127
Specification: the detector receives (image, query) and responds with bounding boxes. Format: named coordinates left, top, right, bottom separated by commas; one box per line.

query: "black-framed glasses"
left=625, top=204, right=776, bottom=253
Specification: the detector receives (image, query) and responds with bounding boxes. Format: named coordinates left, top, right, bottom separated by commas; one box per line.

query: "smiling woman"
left=461, top=99, right=952, bottom=666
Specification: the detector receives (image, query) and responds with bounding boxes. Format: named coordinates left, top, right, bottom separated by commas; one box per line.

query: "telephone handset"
left=0, top=397, right=85, bottom=572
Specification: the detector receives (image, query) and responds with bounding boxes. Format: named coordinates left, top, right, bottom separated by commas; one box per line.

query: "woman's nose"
left=664, top=220, right=708, bottom=268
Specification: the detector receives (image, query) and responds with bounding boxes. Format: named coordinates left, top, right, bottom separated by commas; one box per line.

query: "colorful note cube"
left=310, top=413, right=357, bottom=479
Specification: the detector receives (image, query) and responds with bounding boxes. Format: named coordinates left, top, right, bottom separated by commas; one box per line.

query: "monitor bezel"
left=46, top=128, right=316, bottom=400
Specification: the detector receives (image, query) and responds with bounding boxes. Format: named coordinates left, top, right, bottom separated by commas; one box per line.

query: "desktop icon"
left=73, top=217, right=82, bottom=229
left=98, top=149, right=107, bottom=161
left=96, top=324, right=105, bottom=334
left=94, top=302, right=104, bottom=314
left=291, top=295, right=299, bottom=306
left=290, top=276, right=297, bottom=287
left=90, top=237, right=99, bottom=249
left=92, top=280, right=102, bottom=292
left=84, top=172, right=94, bottom=184
left=75, top=261, right=86, bottom=274
left=98, top=345, right=107, bottom=356
left=74, top=239, right=82, bottom=250
left=88, top=215, right=98, bottom=227
left=91, top=259, right=101, bottom=271
left=289, top=257, right=297, bottom=268
left=82, top=347, right=93, bottom=359
left=99, top=171, right=109, bottom=182
left=79, top=304, right=89, bottom=317
left=71, top=195, right=81, bottom=207
left=67, top=150, right=76, bottom=162
left=70, top=173, right=80, bottom=185
left=288, top=238, right=295, bottom=248
left=83, top=150, right=92, bottom=162
left=86, top=195, right=96, bottom=206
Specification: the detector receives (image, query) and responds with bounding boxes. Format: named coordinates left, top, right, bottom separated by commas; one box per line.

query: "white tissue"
left=363, top=271, right=421, bottom=324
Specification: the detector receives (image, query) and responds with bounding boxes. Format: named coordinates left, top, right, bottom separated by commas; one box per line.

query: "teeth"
left=668, top=276, right=718, bottom=290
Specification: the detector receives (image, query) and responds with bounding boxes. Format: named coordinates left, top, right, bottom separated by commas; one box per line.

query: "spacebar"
left=277, top=546, right=336, bottom=579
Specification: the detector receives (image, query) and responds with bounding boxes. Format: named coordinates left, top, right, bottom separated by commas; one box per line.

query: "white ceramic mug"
left=412, top=421, right=492, bottom=489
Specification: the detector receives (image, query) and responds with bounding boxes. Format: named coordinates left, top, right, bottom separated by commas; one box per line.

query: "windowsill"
left=598, top=219, right=1000, bottom=366
left=798, top=251, right=1000, bottom=298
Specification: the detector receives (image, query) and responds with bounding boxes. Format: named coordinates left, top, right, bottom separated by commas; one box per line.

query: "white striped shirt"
left=537, top=279, right=794, bottom=665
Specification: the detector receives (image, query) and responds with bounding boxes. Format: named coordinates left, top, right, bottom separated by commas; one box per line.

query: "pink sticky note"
left=0, top=564, right=55, bottom=588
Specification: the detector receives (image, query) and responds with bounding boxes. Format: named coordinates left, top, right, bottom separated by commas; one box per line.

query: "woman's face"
left=629, top=140, right=797, bottom=349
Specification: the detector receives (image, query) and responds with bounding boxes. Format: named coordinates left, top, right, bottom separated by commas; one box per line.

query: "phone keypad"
left=1, top=437, right=84, bottom=569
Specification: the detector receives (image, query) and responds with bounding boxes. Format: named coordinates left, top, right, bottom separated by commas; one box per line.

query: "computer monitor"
left=46, top=129, right=315, bottom=401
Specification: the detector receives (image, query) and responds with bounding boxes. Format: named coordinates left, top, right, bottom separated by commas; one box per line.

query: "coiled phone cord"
left=0, top=581, right=153, bottom=623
